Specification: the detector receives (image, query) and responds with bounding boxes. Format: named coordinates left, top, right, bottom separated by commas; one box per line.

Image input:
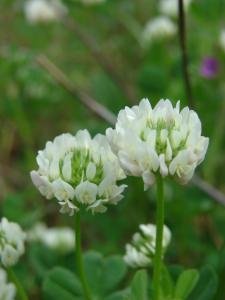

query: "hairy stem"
left=75, top=212, right=92, bottom=300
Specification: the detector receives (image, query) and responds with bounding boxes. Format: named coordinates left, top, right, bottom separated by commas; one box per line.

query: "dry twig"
left=36, top=54, right=116, bottom=125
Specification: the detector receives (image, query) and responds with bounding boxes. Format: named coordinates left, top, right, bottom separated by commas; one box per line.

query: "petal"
left=159, top=154, right=168, bottom=177
left=86, top=162, right=96, bottom=181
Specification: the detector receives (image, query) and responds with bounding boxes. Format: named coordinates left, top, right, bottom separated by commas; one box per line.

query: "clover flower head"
left=124, top=224, right=171, bottom=268
left=159, top=0, right=192, bottom=18
left=31, top=130, right=126, bottom=216
left=27, top=223, right=75, bottom=253
left=106, top=99, right=209, bottom=190
left=0, top=268, right=16, bottom=300
left=24, top=0, right=67, bottom=24
left=141, top=16, right=177, bottom=46
left=0, top=218, right=26, bottom=267
left=219, top=29, right=225, bottom=53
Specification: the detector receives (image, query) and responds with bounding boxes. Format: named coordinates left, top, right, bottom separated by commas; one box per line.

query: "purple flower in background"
left=200, top=57, right=219, bottom=79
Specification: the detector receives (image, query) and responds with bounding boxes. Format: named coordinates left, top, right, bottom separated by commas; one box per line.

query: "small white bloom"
left=141, top=16, right=177, bottom=46
left=52, top=179, right=75, bottom=201
left=124, top=223, right=171, bottom=268
left=27, top=223, right=75, bottom=253
left=0, top=218, right=26, bottom=267
left=107, top=98, right=209, bottom=188
left=30, top=171, right=53, bottom=199
left=24, top=0, right=67, bottom=24
left=62, top=153, right=72, bottom=182
left=27, top=222, right=46, bottom=242
left=59, top=201, right=78, bottom=216
left=87, top=199, right=108, bottom=214
left=219, top=29, right=225, bottom=53
left=86, top=162, right=96, bottom=181
left=42, top=228, right=74, bottom=253
left=1, top=245, right=18, bottom=268
left=159, top=0, right=193, bottom=18
left=0, top=268, right=16, bottom=300
left=139, top=224, right=171, bottom=249
left=124, top=244, right=151, bottom=268
left=31, top=130, right=126, bottom=215
left=75, top=181, right=98, bottom=205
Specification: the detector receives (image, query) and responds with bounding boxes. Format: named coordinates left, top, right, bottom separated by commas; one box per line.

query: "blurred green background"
left=1, top=0, right=225, bottom=299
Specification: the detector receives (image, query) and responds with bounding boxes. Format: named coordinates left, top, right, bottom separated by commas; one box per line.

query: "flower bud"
left=124, top=223, right=171, bottom=268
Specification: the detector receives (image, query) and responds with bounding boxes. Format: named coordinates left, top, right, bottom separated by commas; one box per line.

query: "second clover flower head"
left=124, top=224, right=171, bottom=268
left=0, top=218, right=26, bottom=268
left=31, top=130, right=127, bottom=216
left=106, top=99, right=209, bottom=190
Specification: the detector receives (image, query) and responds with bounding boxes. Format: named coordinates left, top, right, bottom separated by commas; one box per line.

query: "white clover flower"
left=42, top=227, right=75, bottom=253
left=141, top=16, right=177, bottom=46
left=80, top=0, right=106, bottom=5
left=27, top=222, right=47, bottom=242
left=106, top=99, right=209, bottom=190
left=0, top=268, right=16, bottom=300
left=219, top=29, right=225, bottom=53
left=159, top=0, right=192, bottom=18
left=31, top=130, right=126, bottom=215
left=124, top=224, right=171, bottom=268
left=27, top=222, right=75, bottom=253
left=24, top=0, right=67, bottom=24
left=0, top=218, right=26, bottom=268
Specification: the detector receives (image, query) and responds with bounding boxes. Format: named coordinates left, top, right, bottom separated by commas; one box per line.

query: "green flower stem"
left=153, top=175, right=165, bottom=300
left=75, top=211, right=92, bottom=300
left=7, top=268, right=29, bottom=300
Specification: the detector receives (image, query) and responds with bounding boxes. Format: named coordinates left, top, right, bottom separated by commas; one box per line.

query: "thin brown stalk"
left=192, top=175, right=225, bottom=206
left=178, top=0, right=194, bottom=109
left=36, top=54, right=116, bottom=125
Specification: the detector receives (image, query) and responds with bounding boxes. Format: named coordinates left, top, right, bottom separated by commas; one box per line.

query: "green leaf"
left=29, top=244, right=59, bottom=279
left=100, top=255, right=127, bottom=294
left=83, top=251, right=127, bottom=297
left=169, top=265, right=184, bottom=282
left=174, top=269, right=199, bottom=300
left=187, top=266, right=218, bottom=300
left=42, top=267, right=83, bottom=300
left=130, top=270, right=148, bottom=300
left=83, top=251, right=103, bottom=296
left=105, top=289, right=130, bottom=300
left=160, top=265, right=174, bottom=299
